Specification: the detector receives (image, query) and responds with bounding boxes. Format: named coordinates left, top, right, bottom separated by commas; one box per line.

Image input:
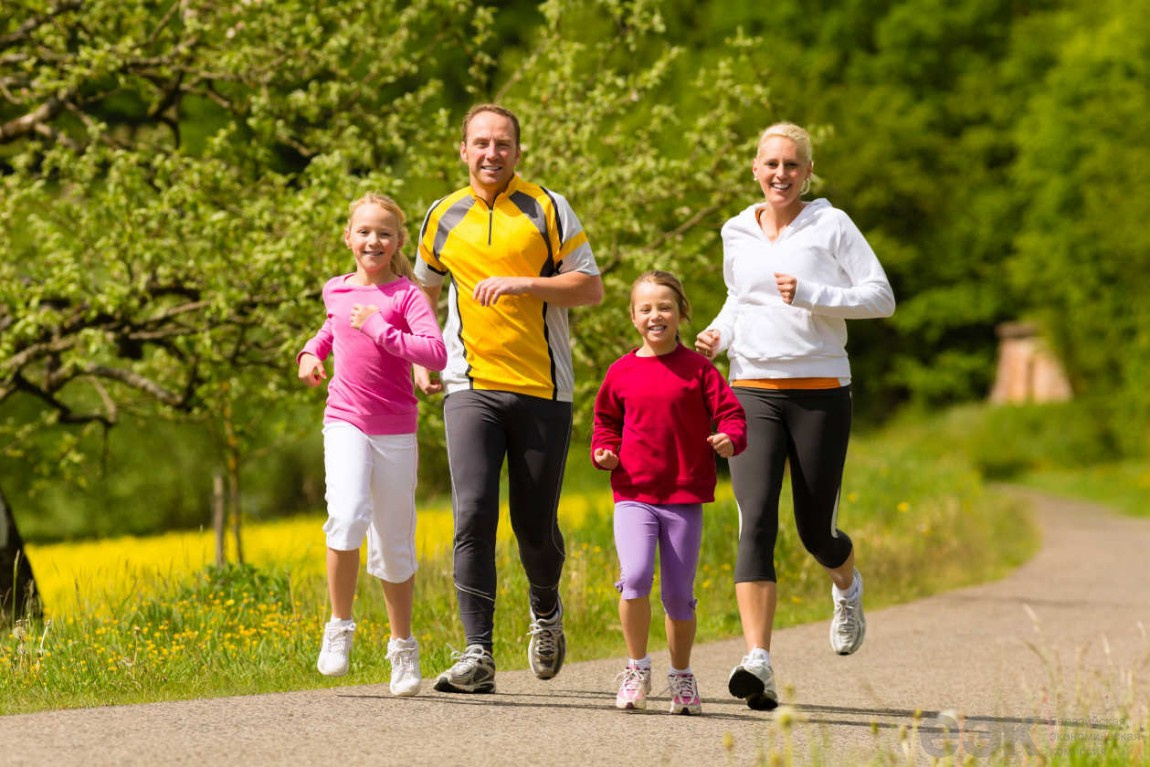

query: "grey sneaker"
left=728, top=653, right=778, bottom=711
left=527, top=600, right=566, bottom=680
left=316, top=620, right=355, bottom=677
left=433, top=644, right=496, bottom=694
left=830, top=569, right=866, bottom=655
left=386, top=636, right=421, bottom=697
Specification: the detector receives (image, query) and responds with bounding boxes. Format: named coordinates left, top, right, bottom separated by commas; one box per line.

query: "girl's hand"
left=694, top=329, right=720, bottom=359
left=593, top=448, right=619, bottom=470
left=350, top=303, right=380, bottom=330
left=297, top=353, right=326, bottom=387
left=413, top=364, right=443, bottom=395
left=775, top=273, right=798, bottom=304
left=707, top=432, right=735, bottom=458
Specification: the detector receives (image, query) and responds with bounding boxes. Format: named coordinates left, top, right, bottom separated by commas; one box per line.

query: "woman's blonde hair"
left=630, top=269, right=691, bottom=322
left=757, top=122, right=813, bottom=165
left=346, top=193, right=414, bottom=281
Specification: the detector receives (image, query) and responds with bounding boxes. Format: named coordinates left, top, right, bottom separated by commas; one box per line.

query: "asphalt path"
left=3, top=489, right=1148, bottom=766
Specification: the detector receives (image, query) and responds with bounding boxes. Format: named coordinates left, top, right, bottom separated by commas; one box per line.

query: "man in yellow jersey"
left=414, top=104, right=603, bottom=694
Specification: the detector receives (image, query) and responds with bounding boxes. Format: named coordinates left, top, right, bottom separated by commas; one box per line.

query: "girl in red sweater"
left=591, top=270, right=746, bottom=714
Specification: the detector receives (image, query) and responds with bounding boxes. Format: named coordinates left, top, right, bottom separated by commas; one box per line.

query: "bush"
left=890, top=400, right=1122, bottom=480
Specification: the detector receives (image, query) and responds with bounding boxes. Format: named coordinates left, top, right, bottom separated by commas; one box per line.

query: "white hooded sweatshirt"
left=705, top=198, right=895, bottom=382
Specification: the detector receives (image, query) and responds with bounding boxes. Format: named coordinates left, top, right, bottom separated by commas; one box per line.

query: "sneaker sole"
left=745, top=691, right=779, bottom=711
left=390, top=682, right=422, bottom=697
left=433, top=676, right=496, bottom=694
left=615, top=699, right=648, bottom=711
left=317, top=664, right=348, bottom=677
left=670, top=704, right=702, bottom=715
left=729, top=668, right=778, bottom=711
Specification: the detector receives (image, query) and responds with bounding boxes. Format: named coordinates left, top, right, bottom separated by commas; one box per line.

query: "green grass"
left=1019, top=461, right=1150, bottom=519
left=888, top=400, right=1150, bottom=521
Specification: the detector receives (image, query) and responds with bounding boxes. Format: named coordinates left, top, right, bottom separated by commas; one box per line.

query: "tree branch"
left=79, top=363, right=186, bottom=407
left=0, top=0, right=84, bottom=48
left=0, top=95, right=67, bottom=144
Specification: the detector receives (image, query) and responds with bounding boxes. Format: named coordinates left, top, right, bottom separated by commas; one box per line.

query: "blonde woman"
left=696, top=123, right=895, bottom=710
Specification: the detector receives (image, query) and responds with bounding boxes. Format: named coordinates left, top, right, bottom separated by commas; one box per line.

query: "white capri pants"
left=323, top=421, right=419, bottom=583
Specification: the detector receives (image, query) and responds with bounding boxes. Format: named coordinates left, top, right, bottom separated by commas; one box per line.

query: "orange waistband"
left=731, top=377, right=844, bottom=390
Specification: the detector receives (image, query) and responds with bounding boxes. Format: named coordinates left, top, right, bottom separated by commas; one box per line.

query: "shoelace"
left=833, top=597, right=858, bottom=636
left=667, top=673, right=699, bottom=702
left=446, top=645, right=488, bottom=672
left=528, top=620, right=558, bottom=655
left=387, top=645, right=417, bottom=672
left=614, top=666, right=649, bottom=696
left=325, top=625, right=354, bottom=654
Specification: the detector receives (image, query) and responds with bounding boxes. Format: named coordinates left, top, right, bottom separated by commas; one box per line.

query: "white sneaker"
left=727, top=653, right=778, bottom=711
left=830, top=568, right=867, bottom=655
left=387, top=636, right=422, bottom=697
left=317, top=620, right=355, bottom=676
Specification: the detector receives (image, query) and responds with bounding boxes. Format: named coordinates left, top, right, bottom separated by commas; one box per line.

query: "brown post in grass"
left=989, top=322, right=1073, bottom=404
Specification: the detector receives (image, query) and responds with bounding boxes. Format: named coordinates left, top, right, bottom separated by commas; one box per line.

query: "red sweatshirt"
left=591, top=344, right=747, bottom=504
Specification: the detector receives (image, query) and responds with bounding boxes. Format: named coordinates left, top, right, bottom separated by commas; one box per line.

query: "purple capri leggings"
left=613, top=501, right=703, bottom=621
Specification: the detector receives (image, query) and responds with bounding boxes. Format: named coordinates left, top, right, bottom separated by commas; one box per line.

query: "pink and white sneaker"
left=615, top=663, right=652, bottom=710
left=668, top=671, right=702, bottom=715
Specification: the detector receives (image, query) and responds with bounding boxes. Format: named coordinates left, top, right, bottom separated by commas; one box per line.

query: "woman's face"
left=752, top=136, right=812, bottom=209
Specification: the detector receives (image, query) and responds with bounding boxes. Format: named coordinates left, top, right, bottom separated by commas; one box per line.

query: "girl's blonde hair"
left=631, top=269, right=691, bottom=322
left=346, top=193, right=415, bottom=281
left=757, top=121, right=814, bottom=165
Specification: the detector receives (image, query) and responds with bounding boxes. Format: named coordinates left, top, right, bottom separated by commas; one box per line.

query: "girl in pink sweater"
left=297, top=194, right=446, bottom=696
left=591, top=270, right=746, bottom=715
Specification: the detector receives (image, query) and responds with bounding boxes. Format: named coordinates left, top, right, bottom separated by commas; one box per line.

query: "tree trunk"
left=213, top=472, right=226, bottom=567
left=228, top=456, right=244, bottom=564
left=222, top=393, right=244, bottom=565
left=0, top=484, right=41, bottom=623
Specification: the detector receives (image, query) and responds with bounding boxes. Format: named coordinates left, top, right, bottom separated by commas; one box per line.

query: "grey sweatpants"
left=443, top=390, right=571, bottom=649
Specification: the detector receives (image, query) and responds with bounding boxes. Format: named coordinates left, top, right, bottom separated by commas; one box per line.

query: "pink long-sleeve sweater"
left=299, top=274, right=445, bottom=435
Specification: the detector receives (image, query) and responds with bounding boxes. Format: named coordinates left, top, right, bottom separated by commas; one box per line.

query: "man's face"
left=460, top=110, right=521, bottom=199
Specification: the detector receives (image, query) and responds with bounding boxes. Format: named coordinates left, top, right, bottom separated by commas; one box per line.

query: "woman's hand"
left=775, top=273, right=797, bottom=304
left=695, top=329, right=721, bottom=359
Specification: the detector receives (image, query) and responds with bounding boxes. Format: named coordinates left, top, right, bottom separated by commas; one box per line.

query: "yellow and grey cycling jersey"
left=415, top=175, right=599, bottom=401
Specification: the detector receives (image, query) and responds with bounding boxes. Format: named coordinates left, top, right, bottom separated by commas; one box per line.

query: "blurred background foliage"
left=2, top=0, right=1147, bottom=542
